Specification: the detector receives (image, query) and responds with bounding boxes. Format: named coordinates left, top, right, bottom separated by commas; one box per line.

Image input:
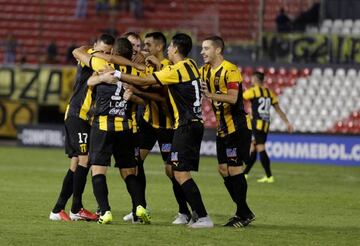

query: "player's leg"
left=217, top=130, right=254, bottom=227
left=159, top=129, right=190, bottom=224
left=116, top=130, right=150, bottom=224
left=172, top=122, right=213, bottom=228
left=50, top=118, right=78, bottom=221
left=89, top=127, right=113, bottom=224
left=69, top=120, right=97, bottom=221
left=49, top=156, right=77, bottom=221
left=244, top=139, right=258, bottom=176
left=256, top=132, right=274, bottom=183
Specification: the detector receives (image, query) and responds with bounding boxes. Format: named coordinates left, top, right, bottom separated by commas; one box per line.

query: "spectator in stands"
left=292, top=2, right=320, bottom=32
left=65, top=41, right=77, bottom=64
left=275, top=8, right=292, bottom=33
left=131, top=0, right=143, bottom=18
left=3, top=34, right=18, bottom=64
left=47, top=40, right=58, bottom=64
left=75, top=0, right=87, bottom=18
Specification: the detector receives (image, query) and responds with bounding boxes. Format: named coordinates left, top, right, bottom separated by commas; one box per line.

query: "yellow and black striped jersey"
left=153, top=58, right=202, bottom=129
left=64, top=48, right=99, bottom=121
left=143, top=58, right=173, bottom=129
left=243, top=85, right=278, bottom=133
left=200, top=60, right=250, bottom=137
left=89, top=57, right=144, bottom=132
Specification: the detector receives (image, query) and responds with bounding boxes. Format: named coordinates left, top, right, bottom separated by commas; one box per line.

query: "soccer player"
left=200, top=36, right=255, bottom=227
left=49, top=34, right=115, bottom=222
left=117, top=33, right=214, bottom=228
left=122, top=32, right=145, bottom=64
left=86, top=38, right=150, bottom=224
left=123, top=32, right=192, bottom=225
left=243, top=72, right=293, bottom=183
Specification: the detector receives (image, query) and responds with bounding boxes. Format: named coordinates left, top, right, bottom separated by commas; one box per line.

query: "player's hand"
left=200, top=81, right=210, bottom=97
left=99, top=71, right=117, bottom=84
left=134, top=63, right=146, bottom=72
left=287, top=123, right=294, bottom=133
left=123, top=88, right=133, bottom=101
left=132, top=52, right=145, bottom=64
left=145, top=55, right=161, bottom=70
left=123, top=83, right=134, bottom=91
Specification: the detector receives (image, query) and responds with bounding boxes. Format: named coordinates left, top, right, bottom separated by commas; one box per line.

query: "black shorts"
left=140, top=119, right=174, bottom=162
left=64, top=116, right=91, bottom=158
left=253, top=129, right=268, bottom=145
left=216, top=128, right=252, bottom=166
left=89, top=127, right=136, bottom=168
left=170, top=121, right=204, bottom=172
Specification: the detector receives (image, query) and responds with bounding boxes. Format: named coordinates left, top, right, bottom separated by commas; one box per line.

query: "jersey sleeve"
left=89, top=57, right=110, bottom=73
left=226, top=67, right=242, bottom=84
left=243, top=88, right=255, bottom=100
left=270, top=89, right=279, bottom=104
left=153, top=65, right=179, bottom=85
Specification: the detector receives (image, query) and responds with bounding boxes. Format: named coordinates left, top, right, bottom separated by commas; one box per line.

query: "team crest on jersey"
left=226, top=148, right=237, bottom=158
left=80, top=144, right=87, bottom=153
left=161, top=143, right=172, bottom=153
left=214, top=76, right=220, bottom=85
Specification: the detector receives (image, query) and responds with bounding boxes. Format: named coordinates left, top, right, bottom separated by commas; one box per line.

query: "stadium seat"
left=323, top=68, right=334, bottom=77
left=343, top=19, right=353, bottom=28
left=341, top=27, right=351, bottom=35
left=333, top=19, right=343, bottom=28
left=311, top=67, right=322, bottom=77
left=320, top=26, right=330, bottom=34
left=354, top=19, right=360, bottom=28
left=322, top=19, right=333, bottom=28
left=335, top=68, right=346, bottom=78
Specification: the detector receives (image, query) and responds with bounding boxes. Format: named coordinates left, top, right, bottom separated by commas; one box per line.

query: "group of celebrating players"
left=49, top=31, right=293, bottom=228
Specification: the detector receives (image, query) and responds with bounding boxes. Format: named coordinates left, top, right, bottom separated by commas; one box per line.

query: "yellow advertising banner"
left=0, top=100, right=38, bottom=137
left=0, top=65, right=77, bottom=107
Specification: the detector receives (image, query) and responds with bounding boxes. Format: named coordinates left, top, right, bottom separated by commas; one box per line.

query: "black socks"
left=125, top=174, right=145, bottom=209
left=92, top=174, right=110, bottom=215
left=71, top=165, right=90, bottom=213
left=52, top=169, right=74, bottom=213
left=136, top=159, right=147, bottom=207
left=171, top=177, right=191, bottom=215
left=259, top=150, right=272, bottom=177
left=181, top=179, right=207, bottom=218
left=244, top=151, right=257, bottom=174
left=229, top=173, right=253, bottom=218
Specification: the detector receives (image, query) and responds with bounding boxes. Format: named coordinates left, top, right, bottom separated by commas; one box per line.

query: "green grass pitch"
left=0, top=146, right=359, bottom=246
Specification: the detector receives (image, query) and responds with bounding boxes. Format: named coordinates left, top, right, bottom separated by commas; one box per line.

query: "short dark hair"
left=253, top=71, right=265, bottom=82
left=145, top=32, right=167, bottom=49
left=122, top=31, right=141, bottom=40
left=171, top=33, right=192, bottom=57
left=204, top=36, right=225, bottom=54
left=98, top=33, right=115, bottom=45
left=113, top=38, right=133, bottom=59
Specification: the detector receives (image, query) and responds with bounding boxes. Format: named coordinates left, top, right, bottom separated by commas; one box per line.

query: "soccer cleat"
left=244, top=174, right=248, bottom=180
left=245, top=213, right=256, bottom=224
left=95, top=207, right=101, bottom=216
left=69, top=208, right=98, bottom=221
left=172, top=213, right=190, bottom=225
left=135, top=205, right=151, bottom=224
left=123, top=211, right=133, bottom=222
left=257, top=176, right=275, bottom=183
left=223, top=216, right=249, bottom=228
left=187, top=211, right=199, bottom=226
left=97, top=211, right=113, bottom=224
left=188, top=215, right=214, bottom=229
left=49, top=210, right=71, bottom=221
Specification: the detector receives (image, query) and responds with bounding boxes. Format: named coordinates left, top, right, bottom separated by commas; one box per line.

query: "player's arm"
left=273, top=103, right=294, bottom=133
left=72, top=46, right=92, bottom=66
left=201, top=81, right=239, bottom=104
left=123, top=83, right=166, bottom=103
left=116, top=72, right=158, bottom=86
left=129, top=94, right=146, bottom=106
left=92, top=52, right=145, bottom=71
left=87, top=71, right=118, bottom=87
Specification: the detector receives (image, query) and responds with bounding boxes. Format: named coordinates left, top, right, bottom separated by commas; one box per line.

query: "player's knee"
left=256, top=144, right=266, bottom=152
left=218, top=164, right=228, bottom=177
left=120, top=167, right=136, bottom=179
left=78, top=155, right=89, bottom=167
